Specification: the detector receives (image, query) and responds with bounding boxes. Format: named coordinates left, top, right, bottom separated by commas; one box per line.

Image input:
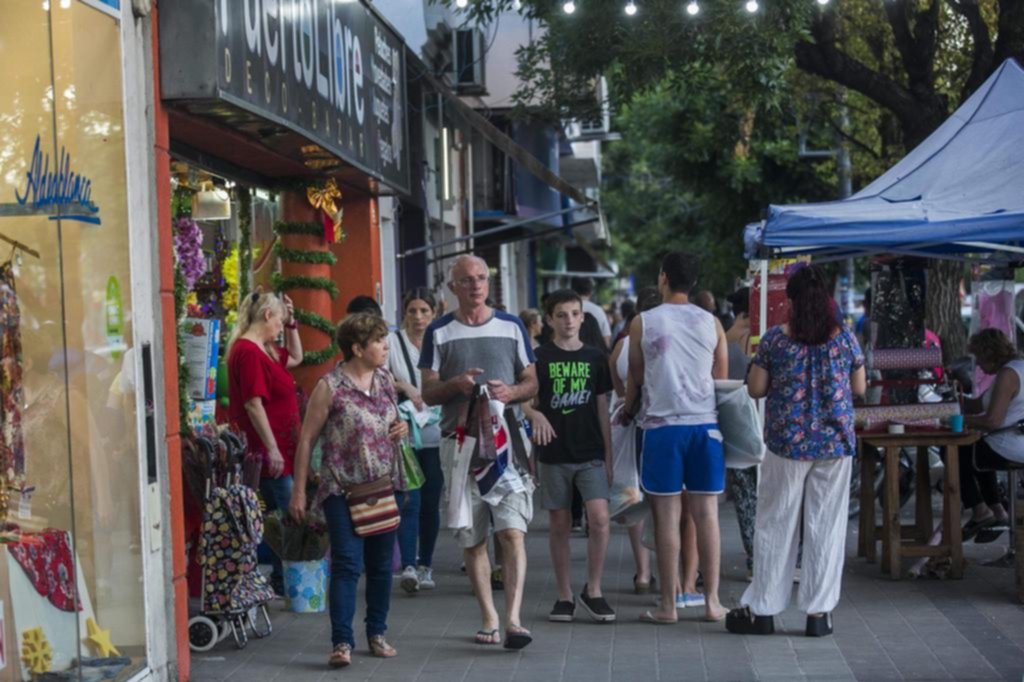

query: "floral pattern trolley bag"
left=198, top=483, right=275, bottom=614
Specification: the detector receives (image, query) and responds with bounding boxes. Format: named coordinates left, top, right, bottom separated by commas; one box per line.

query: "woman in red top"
left=227, top=289, right=303, bottom=593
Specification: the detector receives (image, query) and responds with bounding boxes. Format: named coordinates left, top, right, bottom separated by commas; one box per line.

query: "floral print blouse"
left=753, top=325, right=864, bottom=460
left=314, top=365, right=399, bottom=506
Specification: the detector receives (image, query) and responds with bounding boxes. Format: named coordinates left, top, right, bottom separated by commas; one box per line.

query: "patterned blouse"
left=314, top=365, right=399, bottom=506
left=753, top=325, right=864, bottom=461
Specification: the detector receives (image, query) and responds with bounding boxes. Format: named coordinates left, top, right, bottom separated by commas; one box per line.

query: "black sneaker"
left=578, top=585, right=616, bottom=623
left=549, top=599, right=576, bottom=622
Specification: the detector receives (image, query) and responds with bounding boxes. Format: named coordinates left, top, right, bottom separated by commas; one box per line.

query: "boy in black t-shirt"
left=523, top=289, right=616, bottom=623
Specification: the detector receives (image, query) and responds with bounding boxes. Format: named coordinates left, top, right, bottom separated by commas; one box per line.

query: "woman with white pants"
left=726, top=265, right=866, bottom=638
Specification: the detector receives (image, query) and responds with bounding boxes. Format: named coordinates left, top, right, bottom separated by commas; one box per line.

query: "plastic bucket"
left=282, top=558, right=329, bottom=613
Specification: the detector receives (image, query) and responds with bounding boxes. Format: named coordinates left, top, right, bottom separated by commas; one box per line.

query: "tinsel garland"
left=271, top=273, right=339, bottom=300
left=274, top=220, right=326, bottom=237
left=173, top=187, right=194, bottom=436
left=272, top=218, right=340, bottom=367
left=301, top=344, right=342, bottom=367
left=274, top=242, right=338, bottom=266
left=237, top=186, right=253, bottom=303
left=293, top=308, right=336, bottom=337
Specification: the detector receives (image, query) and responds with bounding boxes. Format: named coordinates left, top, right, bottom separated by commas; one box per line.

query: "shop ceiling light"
left=686, top=0, right=700, bottom=14
left=625, top=1, right=638, bottom=15
left=745, top=0, right=759, bottom=12
left=563, top=0, right=576, bottom=14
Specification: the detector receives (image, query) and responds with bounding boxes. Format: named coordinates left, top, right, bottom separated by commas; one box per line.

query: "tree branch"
left=994, top=0, right=1024, bottom=66
left=947, top=0, right=994, bottom=100
left=794, top=14, right=918, bottom=124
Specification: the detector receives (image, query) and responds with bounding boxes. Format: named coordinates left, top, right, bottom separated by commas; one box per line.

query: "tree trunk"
left=925, top=259, right=968, bottom=363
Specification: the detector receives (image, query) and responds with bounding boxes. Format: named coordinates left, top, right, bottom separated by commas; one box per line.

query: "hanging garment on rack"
left=0, top=262, right=25, bottom=521
left=9, top=528, right=83, bottom=612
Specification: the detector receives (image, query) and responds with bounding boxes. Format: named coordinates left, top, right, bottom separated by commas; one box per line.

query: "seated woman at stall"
left=959, top=328, right=1024, bottom=540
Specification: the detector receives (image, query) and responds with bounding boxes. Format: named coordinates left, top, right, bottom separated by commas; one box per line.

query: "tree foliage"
left=454, top=0, right=1021, bottom=354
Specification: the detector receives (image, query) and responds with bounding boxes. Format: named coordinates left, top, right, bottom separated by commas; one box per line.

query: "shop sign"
left=215, top=0, right=408, bottom=192
left=1, top=135, right=102, bottom=225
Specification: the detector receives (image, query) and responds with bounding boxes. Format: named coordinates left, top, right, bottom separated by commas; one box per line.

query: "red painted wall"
left=151, top=3, right=190, bottom=680
left=330, top=196, right=382, bottom=325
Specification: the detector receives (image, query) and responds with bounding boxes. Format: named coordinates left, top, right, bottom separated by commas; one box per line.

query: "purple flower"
left=174, top=217, right=207, bottom=290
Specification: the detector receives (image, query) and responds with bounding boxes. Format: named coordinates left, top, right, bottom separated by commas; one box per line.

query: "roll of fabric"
left=855, top=402, right=960, bottom=429
left=868, top=347, right=944, bottom=371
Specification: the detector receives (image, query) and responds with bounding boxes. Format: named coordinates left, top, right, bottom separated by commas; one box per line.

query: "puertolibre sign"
left=161, top=0, right=408, bottom=193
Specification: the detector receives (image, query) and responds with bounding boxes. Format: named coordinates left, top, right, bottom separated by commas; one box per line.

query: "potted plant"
left=264, top=482, right=329, bottom=613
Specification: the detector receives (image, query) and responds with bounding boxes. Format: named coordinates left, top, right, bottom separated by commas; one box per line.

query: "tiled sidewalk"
left=190, top=503, right=1024, bottom=681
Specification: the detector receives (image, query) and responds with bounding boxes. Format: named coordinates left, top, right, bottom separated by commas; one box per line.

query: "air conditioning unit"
left=454, top=28, right=487, bottom=95
left=576, top=77, right=610, bottom=137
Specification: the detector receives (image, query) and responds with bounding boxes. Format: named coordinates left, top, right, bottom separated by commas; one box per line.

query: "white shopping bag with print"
left=444, top=432, right=475, bottom=531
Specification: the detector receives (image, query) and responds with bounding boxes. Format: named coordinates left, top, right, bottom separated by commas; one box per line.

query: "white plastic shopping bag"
left=714, top=379, right=766, bottom=469
left=444, top=433, right=475, bottom=530
left=608, top=405, right=646, bottom=523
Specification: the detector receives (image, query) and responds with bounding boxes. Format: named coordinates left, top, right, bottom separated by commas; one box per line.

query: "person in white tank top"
left=623, top=252, right=728, bottom=624
left=959, top=329, right=1024, bottom=536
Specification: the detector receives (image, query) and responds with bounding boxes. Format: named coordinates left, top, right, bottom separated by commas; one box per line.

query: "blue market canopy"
left=746, top=59, right=1024, bottom=263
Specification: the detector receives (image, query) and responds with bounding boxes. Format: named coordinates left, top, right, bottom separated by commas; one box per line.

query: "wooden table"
left=857, top=431, right=979, bottom=579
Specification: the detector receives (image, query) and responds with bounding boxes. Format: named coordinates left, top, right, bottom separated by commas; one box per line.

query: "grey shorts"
left=441, top=438, right=534, bottom=549
left=539, top=460, right=610, bottom=511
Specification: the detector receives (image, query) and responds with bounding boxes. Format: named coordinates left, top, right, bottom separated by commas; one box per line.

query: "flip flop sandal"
left=639, top=610, right=677, bottom=625
left=503, top=628, right=533, bottom=650
left=974, top=526, right=1006, bottom=544
left=962, top=516, right=997, bottom=541
left=474, top=629, right=500, bottom=645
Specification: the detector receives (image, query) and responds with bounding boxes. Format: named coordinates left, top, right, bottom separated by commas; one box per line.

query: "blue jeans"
left=258, top=475, right=293, bottom=584
left=323, top=494, right=394, bottom=648
left=416, top=447, right=443, bottom=568
left=394, top=489, right=421, bottom=569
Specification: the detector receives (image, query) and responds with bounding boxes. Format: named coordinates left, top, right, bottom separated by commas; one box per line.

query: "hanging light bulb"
left=624, top=0, right=637, bottom=15
left=686, top=0, right=700, bottom=14
left=745, top=0, right=759, bottom=12
left=563, top=0, right=576, bottom=13
left=455, top=0, right=469, bottom=7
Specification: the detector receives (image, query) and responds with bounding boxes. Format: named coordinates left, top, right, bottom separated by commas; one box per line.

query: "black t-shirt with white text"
left=534, top=343, right=613, bottom=464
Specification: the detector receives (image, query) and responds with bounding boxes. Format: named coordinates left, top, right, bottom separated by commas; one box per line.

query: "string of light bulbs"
left=451, top=0, right=829, bottom=16
left=558, top=0, right=832, bottom=15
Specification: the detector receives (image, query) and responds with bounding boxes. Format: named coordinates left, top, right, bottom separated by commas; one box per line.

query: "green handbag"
left=396, top=440, right=425, bottom=491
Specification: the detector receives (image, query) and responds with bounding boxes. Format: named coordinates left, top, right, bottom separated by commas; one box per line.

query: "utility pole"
left=837, top=92, right=854, bottom=321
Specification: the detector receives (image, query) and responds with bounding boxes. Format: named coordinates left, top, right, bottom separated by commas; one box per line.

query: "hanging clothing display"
left=0, top=261, right=25, bottom=521
left=9, top=528, right=82, bottom=612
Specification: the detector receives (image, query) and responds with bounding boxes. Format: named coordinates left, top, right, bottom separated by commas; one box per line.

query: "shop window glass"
left=0, top=3, right=147, bottom=680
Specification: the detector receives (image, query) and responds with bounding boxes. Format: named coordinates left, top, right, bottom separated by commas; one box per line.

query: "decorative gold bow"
left=306, top=178, right=344, bottom=242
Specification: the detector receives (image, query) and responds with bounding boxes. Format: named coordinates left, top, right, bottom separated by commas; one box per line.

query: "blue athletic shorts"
left=640, top=424, right=725, bottom=495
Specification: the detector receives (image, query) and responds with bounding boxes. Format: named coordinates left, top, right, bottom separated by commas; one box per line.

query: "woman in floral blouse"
left=290, top=313, right=408, bottom=668
left=726, top=265, right=865, bottom=639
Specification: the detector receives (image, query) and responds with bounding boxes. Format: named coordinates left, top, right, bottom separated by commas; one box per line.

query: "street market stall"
left=743, top=58, right=1024, bottom=587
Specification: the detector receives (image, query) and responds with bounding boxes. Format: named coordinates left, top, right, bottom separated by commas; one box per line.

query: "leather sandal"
left=328, top=643, right=352, bottom=668
left=725, top=606, right=774, bottom=635
left=368, top=634, right=398, bottom=658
